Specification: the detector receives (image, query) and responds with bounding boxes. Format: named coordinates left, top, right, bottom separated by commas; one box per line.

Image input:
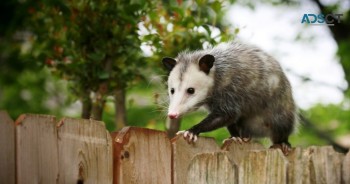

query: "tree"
left=29, top=0, right=235, bottom=132
left=312, top=0, right=350, bottom=95
left=0, top=0, right=68, bottom=118
left=29, top=0, right=154, bottom=130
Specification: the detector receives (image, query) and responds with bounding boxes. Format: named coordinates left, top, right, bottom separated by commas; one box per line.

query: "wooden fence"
left=0, top=111, right=349, bottom=184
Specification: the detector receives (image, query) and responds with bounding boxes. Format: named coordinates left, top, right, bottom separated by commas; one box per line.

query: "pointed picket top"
left=171, top=135, right=220, bottom=184
left=56, top=117, right=112, bottom=184
left=287, top=146, right=345, bottom=184
left=240, top=149, right=288, bottom=184
left=221, top=140, right=265, bottom=165
left=15, top=114, right=59, bottom=184
left=113, top=126, right=171, bottom=184
left=307, top=146, right=344, bottom=184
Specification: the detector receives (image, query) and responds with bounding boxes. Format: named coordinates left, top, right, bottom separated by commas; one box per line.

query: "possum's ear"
left=162, top=57, right=177, bottom=71
left=199, top=54, right=215, bottom=74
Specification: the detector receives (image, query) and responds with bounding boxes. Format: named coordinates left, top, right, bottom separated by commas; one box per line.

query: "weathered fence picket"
left=1, top=112, right=113, bottom=184
left=343, top=151, right=350, bottom=184
left=171, top=135, right=220, bottom=184
left=16, top=114, right=59, bottom=184
left=57, top=118, right=113, bottom=184
left=112, top=127, right=171, bottom=184
left=306, top=146, right=344, bottom=184
left=240, top=149, right=288, bottom=184
left=0, top=111, right=349, bottom=184
left=221, top=140, right=265, bottom=165
left=187, top=152, right=237, bottom=184
left=0, top=111, right=15, bottom=184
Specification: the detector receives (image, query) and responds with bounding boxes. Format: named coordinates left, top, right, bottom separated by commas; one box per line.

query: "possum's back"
left=209, top=42, right=289, bottom=94
left=205, top=41, right=294, bottom=116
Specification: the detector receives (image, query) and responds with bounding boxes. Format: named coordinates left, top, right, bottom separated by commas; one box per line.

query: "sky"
left=227, top=1, right=347, bottom=109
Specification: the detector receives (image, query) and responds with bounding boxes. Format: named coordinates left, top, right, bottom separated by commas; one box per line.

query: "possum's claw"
left=223, top=136, right=251, bottom=144
left=176, top=130, right=198, bottom=143
left=270, top=143, right=292, bottom=155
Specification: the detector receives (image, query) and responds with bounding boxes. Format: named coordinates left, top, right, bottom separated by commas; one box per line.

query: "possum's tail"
left=298, top=113, right=349, bottom=154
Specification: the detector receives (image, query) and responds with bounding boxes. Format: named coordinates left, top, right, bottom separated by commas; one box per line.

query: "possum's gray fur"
left=163, top=41, right=297, bottom=151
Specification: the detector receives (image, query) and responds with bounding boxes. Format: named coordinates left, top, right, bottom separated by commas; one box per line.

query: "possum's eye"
left=170, top=88, right=175, bottom=94
left=187, top=88, right=195, bottom=94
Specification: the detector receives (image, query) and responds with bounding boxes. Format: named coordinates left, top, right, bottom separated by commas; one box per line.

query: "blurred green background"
left=0, top=0, right=349, bottom=150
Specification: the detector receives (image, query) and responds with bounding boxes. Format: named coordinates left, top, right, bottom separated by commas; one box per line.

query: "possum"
left=162, top=41, right=297, bottom=154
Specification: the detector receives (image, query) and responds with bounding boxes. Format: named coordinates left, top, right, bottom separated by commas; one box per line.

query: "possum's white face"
left=162, top=55, right=215, bottom=119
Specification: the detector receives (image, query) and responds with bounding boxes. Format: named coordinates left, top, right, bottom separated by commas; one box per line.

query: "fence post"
left=56, top=118, right=113, bottom=184
left=1, top=112, right=348, bottom=184
left=171, top=135, right=220, bottom=184
left=187, top=152, right=238, bottom=184
left=343, top=151, right=350, bottom=184
left=221, top=140, right=265, bottom=165
left=15, top=114, right=59, bottom=184
left=0, top=111, right=15, bottom=184
left=240, top=149, right=288, bottom=184
left=113, top=127, right=171, bottom=184
left=287, top=146, right=345, bottom=184
left=286, top=147, right=310, bottom=184
left=307, top=146, right=344, bottom=184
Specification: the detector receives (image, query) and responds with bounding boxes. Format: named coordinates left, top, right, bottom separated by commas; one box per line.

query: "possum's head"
left=162, top=54, right=215, bottom=119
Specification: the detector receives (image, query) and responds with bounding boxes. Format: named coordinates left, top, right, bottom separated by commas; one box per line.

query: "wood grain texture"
left=111, top=131, right=120, bottom=184
left=240, top=149, right=288, bottom=184
left=113, top=127, right=171, bottom=184
left=287, top=146, right=345, bottom=184
left=2, top=112, right=347, bottom=184
left=171, top=135, right=220, bottom=184
left=57, top=118, right=113, bottom=184
left=343, top=151, right=350, bottom=184
left=0, top=111, right=15, bottom=184
left=187, top=152, right=238, bottom=184
left=286, top=147, right=311, bottom=184
left=221, top=141, right=265, bottom=165
left=306, top=146, right=344, bottom=184
left=16, top=114, right=59, bottom=184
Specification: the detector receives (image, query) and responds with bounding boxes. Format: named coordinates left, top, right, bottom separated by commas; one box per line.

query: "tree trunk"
left=166, top=117, right=182, bottom=138
left=91, top=83, right=109, bottom=120
left=115, top=87, right=127, bottom=130
left=91, top=92, right=105, bottom=121
left=312, top=0, right=350, bottom=92
left=81, top=92, right=92, bottom=119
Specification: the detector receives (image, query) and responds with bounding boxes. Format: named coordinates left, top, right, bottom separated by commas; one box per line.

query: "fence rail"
left=0, top=111, right=349, bottom=184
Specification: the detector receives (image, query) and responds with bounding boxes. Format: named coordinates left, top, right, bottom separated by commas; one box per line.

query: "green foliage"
left=26, top=0, right=234, bottom=121
left=142, top=0, right=234, bottom=59
left=289, top=102, right=350, bottom=147
left=0, top=0, right=70, bottom=119
left=29, top=0, right=151, bottom=95
left=306, top=103, right=350, bottom=136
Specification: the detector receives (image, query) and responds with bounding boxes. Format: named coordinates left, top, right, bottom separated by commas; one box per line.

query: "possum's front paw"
left=176, top=130, right=198, bottom=143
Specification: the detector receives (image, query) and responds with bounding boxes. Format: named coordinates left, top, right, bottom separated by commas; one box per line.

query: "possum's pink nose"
left=168, top=113, right=179, bottom=119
